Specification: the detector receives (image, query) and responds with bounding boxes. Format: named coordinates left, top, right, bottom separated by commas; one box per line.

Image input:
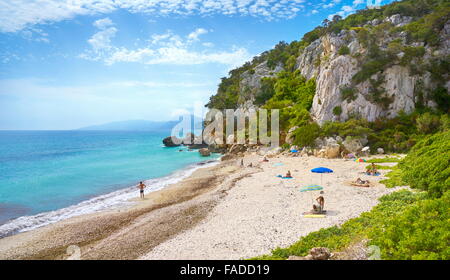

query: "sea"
left=0, top=130, right=220, bottom=238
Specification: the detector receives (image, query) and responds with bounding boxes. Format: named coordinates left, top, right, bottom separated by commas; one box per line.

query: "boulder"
left=325, top=143, right=341, bottom=159
left=162, top=136, right=181, bottom=147
left=309, top=247, right=331, bottom=260
left=226, top=134, right=235, bottom=145
left=285, top=126, right=299, bottom=145
left=266, top=147, right=283, bottom=157
left=343, top=137, right=363, bottom=154
left=208, top=143, right=227, bottom=154
left=187, top=143, right=208, bottom=149
left=220, top=154, right=236, bottom=161
left=377, top=148, right=385, bottom=154
left=199, top=148, right=211, bottom=157
left=182, top=133, right=195, bottom=145
left=287, top=247, right=331, bottom=260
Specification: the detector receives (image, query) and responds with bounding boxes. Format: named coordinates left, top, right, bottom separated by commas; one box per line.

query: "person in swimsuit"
left=138, top=181, right=146, bottom=199
left=285, top=171, right=292, bottom=178
left=368, top=163, right=378, bottom=175
left=313, top=191, right=325, bottom=213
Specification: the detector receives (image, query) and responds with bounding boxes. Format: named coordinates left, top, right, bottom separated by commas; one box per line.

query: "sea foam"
left=0, top=159, right=219, bottom=238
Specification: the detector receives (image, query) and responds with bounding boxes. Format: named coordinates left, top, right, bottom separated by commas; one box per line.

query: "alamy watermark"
left=170, top=108, right=280, bottom=148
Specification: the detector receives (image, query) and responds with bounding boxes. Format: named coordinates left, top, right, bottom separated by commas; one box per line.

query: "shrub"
left=338, top=46, right=350, bottom=56
left=293, top=123, right=321, bottom=148
left=254, top=77, right=276, bottom=106
left=416, top=112, right=441, bottom=134
left=399, top=130, right=450, bottom=197
left=370, top=192, right=450, bottom=260
left=333, top=106, right=342, bottom=116
left=340, top=86, right=357, bottom=102
left=432, top=87, right=450, bottom=113
left=321, top=119, right=371, bottom=139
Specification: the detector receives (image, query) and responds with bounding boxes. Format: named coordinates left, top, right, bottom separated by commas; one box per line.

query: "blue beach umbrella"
left=311, top=167, right=334, bottom=173
left=311, top=167, right=333, bottom=186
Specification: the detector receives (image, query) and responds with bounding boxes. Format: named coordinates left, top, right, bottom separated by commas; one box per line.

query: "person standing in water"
left=138, top=181, right=146, bottom=199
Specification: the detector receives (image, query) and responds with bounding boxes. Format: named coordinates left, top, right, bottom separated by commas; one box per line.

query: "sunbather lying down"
left=350, top=178, right=371, bottom=187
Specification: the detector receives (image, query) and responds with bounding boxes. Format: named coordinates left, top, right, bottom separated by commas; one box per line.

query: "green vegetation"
left=253, top=131, right=450, bottom=260
left=262, top=70, right=316, bottom=130
left=206, top=0, right=448, bottom=115
left=366, top=157, right=401, bottom=163
left=340, top=86, right=357, bottom=102
left=399, top=130, right=450, bottom=197
left=370, top=191, right=450, bottom=260
left=365, top=164, right=393, bottom=171
left=204, top=0, right=450, bottom=260
left=338, top=46, right=350, bottom=56
left=252, top=190, right=432, bottom=260
left=332, top=106, right=342, bottom=116
left=292, top=123, right=321, bottom=148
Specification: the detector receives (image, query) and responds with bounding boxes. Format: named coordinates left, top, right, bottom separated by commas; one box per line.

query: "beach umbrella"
left=300, top=185, right=324, bottom=205
left=355, top=158, right=366, bottom=162
left=300, top=185, right=324, bottom=192
left=311, top=167, right=333, bottom=186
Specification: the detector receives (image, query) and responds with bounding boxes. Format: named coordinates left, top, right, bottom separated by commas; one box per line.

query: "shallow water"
left=0, top=130, right=219, bottom=237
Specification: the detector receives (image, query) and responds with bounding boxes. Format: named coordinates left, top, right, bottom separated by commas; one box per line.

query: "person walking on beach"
left=138, top=181, right=146, bottom=199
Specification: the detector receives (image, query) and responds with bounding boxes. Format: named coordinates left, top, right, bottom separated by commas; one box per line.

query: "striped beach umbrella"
left=299, top=185, right=324, bottom=192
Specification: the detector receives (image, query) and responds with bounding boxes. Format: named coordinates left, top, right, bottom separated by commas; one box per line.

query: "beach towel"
left=365, top=172, right=381, bottom=176
left=276, top=175, right=293, bottom=179
left=273, top=163, right=284, bottom=167
left=303, top=214, right=326, bottom=218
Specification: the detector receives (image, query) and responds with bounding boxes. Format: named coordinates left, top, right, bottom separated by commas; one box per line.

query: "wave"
left=0, top=159, right=220, bottom=239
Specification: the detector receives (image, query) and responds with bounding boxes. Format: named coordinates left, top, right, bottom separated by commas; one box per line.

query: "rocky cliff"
left=207, top=1, right=450, bottom=127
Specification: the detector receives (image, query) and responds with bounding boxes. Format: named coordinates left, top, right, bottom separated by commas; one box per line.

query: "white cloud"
left=327, top=0, right=364, bottom=20
left=87, top=19, right=117, bottom=51
left=80, top=25, right=251, bottom=67
left=202, top=42, right=214, bottom=47
left=93, top=17, right=113, bottom=29
left=0, top=0, right=310, bottom=33
left=187, top=28, right=209, bottom=42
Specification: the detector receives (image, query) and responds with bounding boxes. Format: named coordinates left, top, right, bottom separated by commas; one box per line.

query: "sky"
left=0, top=0, right=393, bottom=130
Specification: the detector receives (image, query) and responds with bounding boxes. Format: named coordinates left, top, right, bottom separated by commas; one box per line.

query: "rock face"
left=239, top=61, right=283, bottom=108
left=285, top=126, right=299, bottom=145
left=162, top=136, right=181, bottom=147
left=232, top=14, right=449, bottom=125
left=295, top=16, right=449, bottom=124
left=199, top=148, right=211, bottom=157
left=342, top=137, right=363, bottom=154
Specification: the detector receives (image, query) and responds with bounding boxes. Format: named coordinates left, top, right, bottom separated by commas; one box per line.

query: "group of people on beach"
left=136, top=156, right=372, bottom=216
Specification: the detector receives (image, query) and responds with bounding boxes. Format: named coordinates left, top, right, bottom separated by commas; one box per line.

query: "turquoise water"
left=0, top=130, right=219, bottom=236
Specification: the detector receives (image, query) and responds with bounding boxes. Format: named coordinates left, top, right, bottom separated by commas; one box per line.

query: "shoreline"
left=0, top=157, right=221, bottom=239
left=0, top=153, right=402, bottom=260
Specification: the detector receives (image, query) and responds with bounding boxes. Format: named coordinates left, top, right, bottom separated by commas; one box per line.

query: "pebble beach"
left=0, top=153, right=402, bottom=260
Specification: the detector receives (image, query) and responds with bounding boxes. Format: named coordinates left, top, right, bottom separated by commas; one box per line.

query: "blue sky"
left=0, top=0, right=392, bottom=130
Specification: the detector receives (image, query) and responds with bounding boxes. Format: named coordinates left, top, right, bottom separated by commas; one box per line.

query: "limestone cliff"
left=233, top=14, right=449, bottom=124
